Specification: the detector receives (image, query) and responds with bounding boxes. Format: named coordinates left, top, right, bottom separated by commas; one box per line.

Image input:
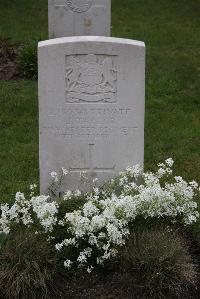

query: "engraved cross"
left=69, top=144, right=115, bottom=176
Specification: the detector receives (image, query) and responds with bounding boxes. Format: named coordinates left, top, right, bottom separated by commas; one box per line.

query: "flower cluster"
left=0, top=159, right=199, bottom=272
left=0, top=189, right=58, bottom=234
left=30, top=195, right=58, bottom=232
left=0, top=192, right=33, bottom=234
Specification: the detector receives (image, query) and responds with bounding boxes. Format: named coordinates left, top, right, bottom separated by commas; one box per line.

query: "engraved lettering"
left=42, top=125, right=138, bottom=139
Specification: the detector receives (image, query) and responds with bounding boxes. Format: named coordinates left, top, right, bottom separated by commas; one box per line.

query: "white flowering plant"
left=0, top=158, right=199, bottom=273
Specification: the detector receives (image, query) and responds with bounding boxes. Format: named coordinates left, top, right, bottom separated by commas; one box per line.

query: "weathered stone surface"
left=48, top=0, right=111, bottom=38
left=38, top=36, right=145, bottom=193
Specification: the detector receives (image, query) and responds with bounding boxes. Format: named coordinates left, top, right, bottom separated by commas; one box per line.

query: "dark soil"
left=0, top=39, right=21, bottom=80
left=54, top=229, right=200, bottom=299
left=54, top=269, right=200, bottom=299
left=55, top=271, right=146, bottom=299
left=60, top=271, right=131, bottom=299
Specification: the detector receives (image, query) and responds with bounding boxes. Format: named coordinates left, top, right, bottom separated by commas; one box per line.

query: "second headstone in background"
left=48, top=0, right=111, bottom=38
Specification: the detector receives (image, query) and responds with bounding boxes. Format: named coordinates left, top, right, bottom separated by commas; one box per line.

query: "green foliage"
left=0, top=81, right=39, bottom=204
left=17, top=42, right=38, bottom=79
left=120, top=225, right=196, bottom=297
left=0, top=0, right=47, bottom=43
left=0, top=230, right=64, bottom=299
left=0, top=233, right=7, bottom=251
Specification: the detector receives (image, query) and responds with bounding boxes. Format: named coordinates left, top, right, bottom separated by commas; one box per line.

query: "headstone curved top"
left=38, top=36, right=145, bottom=193
left=48, top=0, right=111, bottom=38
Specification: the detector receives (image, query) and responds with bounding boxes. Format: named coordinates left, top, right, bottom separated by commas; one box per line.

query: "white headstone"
left=38, top=36, right=145, bottom=193
left=48, top=0, right=111, bottom=38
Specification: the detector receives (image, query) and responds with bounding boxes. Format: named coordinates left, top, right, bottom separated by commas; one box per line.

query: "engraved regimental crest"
left=65, top=0, right=93, bottom=13
left=66, top=54, right=117, bottom=103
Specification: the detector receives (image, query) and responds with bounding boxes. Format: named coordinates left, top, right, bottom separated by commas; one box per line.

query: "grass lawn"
left=0, top=0, right=47, bottom=44
left=0, top=0, right=199, bottom=204
left=0, top=81, right=38, bottom=203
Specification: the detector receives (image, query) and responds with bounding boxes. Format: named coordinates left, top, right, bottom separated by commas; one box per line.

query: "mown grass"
left=0, top=81, right=38, bottom=203
left=0, top=0, right=199, bottom=203
left=0, top=0, right=47, bottom=44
